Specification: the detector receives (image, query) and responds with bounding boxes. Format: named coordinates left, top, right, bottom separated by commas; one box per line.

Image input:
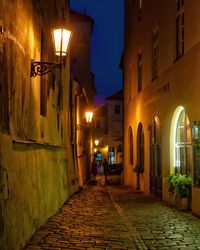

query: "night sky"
left=70, top=0, right=124, bottom=100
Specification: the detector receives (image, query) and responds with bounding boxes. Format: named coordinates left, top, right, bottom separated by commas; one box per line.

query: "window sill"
left=173, top=54, right=184, bottom=63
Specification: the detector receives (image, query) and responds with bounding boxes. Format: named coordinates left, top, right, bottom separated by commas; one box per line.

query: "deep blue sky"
left=70, top=0, right=124, bottom=99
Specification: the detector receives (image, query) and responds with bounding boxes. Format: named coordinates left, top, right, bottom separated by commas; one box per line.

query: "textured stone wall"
left=0, top=1, right=78, bottom=249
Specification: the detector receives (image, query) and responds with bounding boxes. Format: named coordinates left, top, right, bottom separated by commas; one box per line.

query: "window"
left=115, top=105, right=120, bottom=114
left=129, top=127, right=133, bottom=165
left=174, top=108, right=192, bottom=174
left=152, top=29, right=159, bottom=80
left=176, top=0, right=184, bottom=59
left=96, top=120, right=100, bottom=128
left=137, top=51, right=142, bottom=92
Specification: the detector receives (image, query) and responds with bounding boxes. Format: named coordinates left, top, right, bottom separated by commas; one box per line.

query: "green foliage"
left=167, top=173, right=192, bottom=199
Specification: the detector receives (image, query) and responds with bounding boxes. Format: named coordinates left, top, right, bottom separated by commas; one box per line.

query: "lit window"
left=174, top=109, right=192, bottom=174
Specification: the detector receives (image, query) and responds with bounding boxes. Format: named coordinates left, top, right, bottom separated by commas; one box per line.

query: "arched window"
left=171, top=107, right=192, bottom=174
left=129, top=127, right=133, bottom=165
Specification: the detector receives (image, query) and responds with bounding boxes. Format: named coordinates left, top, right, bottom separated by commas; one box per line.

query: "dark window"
left=176, top=0, right=184, bottom=59
left=137, top=52, right=142, bottom=92
left=96, top=120, right=100, bottom=128
left=115, top=105, right=120, bottom=114
left=152, top=29, right=159, bottom=80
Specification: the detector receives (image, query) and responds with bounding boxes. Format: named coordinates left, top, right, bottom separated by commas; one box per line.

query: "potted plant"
left=167, top=173, right=192, bottom=209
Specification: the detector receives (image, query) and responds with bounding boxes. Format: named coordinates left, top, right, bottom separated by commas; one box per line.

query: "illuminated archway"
left=170, top=106, right=192, bottom=174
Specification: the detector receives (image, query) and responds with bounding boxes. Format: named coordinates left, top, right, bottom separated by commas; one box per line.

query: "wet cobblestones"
left=24, top=184, right=200, bottom=250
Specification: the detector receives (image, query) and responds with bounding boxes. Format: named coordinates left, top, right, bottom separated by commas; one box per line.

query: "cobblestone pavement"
left=24, top=183, right=200, bottom=250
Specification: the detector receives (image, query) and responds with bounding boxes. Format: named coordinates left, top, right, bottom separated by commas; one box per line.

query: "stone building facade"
left=106, top=90, right=123, bottom=164
left=70, top=10, right=96, bottom=186
left=0, top=1, right=78, bottom=249
left=123, top=0, right=200, bottom=215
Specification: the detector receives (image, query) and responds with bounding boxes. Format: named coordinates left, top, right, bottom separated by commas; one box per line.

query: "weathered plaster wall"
left=0, top=0, right=78, bottom=249
left=0, top=134, right=73, bottom=249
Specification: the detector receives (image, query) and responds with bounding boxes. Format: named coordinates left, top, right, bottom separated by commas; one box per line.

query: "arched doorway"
left=150, top=117, right=162, bottom=198
left=136, top=123, right=144, bottom=191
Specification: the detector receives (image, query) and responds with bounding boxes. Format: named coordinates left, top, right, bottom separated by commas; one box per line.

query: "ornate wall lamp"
left=85, top=111, right=93, bottom=124
left=31, top=26, right=72, bottom=77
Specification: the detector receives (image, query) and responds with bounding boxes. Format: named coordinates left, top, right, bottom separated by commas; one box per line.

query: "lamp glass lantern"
left=53, top=28, right=72, bottom=57
left=85, top=112, right=93, bottom=124
left=94, top=140, right=99, bottom=146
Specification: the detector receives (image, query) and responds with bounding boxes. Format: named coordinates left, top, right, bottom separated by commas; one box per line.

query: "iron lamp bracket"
left=31, top=61, right=62, bottom=77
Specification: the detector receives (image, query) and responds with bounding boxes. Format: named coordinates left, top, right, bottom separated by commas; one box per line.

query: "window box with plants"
left=167, top=173, right=192, bottom=210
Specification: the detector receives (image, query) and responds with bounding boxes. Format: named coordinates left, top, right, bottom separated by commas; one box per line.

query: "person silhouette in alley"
left=103, top=158, right=109, bottom=184
left=91, top=158, right=97, bottom=181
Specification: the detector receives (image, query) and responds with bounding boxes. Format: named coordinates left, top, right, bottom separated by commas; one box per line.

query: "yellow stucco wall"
left=124, top=0, right=200, bottom=214
left=0, top=1, right=78, bottom=249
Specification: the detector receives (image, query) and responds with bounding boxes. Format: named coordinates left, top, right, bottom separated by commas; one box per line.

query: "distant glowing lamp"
left=94, top=148, right=97, bottom=153
left=106, top=145, right=109, bottom=152
left=85, top=112, right=93, bottom=124
left=94, top=140, right=99, bottom=146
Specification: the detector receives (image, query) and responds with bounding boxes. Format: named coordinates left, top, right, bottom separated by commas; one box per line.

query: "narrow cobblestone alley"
left=24, top=184, right=200, bottom=250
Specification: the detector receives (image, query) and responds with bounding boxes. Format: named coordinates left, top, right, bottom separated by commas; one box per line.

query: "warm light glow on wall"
left=94, top=148, right=97, bottom=153
left=53, top=28, right=72, bottom=56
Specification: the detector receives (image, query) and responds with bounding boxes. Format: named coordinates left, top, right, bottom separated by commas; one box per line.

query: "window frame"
left=152, top=29, right=159, bottom=80
left=176, top=0, right=184, bottom=59
left=174, top=109, right=192, bottom=175
left=137, top=51, right=142, bottom=93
